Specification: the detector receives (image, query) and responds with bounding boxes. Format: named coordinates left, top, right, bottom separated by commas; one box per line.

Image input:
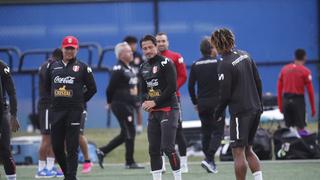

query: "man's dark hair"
left=156, top=32, right=167, bottom=37
left=123, top=35, right=138, bottom=44
left=140, top=35, right=157, bottom=48
left=211, top=28, right=235, bottom=54
left=52, top=48, right=63, bottom=61
left=294, top=48, right=306, bottom=61
left=200, top=37, right=212, bottom=56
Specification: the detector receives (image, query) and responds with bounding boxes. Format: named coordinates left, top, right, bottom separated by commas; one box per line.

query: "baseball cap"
left=62, top=36, right=79, bottom=49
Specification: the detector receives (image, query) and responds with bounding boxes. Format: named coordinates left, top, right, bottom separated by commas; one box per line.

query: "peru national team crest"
left=73, top=65, right=80, bottom=72
left=152, top=66, right=158, bottom=74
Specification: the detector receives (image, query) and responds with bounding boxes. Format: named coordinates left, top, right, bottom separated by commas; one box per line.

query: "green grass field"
left=1, top=160, right=320, bottom=180
left=1, top=124, right=319, bottom=179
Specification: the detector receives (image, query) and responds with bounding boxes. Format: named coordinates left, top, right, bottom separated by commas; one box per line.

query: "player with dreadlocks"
left=211, top=28, right=263, bottom=180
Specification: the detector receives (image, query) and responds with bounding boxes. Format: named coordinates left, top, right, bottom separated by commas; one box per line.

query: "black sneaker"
left=201, top=159, right=218, bottom=173
left=125, top=162, right=145, bottom=169
left=96, top=149, right=105, bottom=169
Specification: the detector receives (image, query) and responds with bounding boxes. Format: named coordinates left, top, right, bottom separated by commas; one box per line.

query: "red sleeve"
left=304, top=70, right=316, bottom=116
left=277, top=69, right=284, bottom=112
left=174, top=54, right=187, bottom=90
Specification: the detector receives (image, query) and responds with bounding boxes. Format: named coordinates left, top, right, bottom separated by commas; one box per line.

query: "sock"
left=38, top=160, right=46, bottom=171
left=253, top=171, right=263, bottom=180
left=151, top=169, right=162, bottom=180
left=173, top=169, right=182, bottom=180
left=6, top=174, right=16, bottom=180
left=84, top=160, right=91, bottom=163
left=136, top=125, right=143, bottom=132
left=46, top=157, right=55, bottom=171
left=161, top=156, right=166, bottom=171
left=180, top=156, right=187, bottom=166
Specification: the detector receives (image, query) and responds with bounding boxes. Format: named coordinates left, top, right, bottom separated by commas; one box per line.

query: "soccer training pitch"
left=3, top=127, right=320, bottom=179
left=1, top=160, right=320, bottom=180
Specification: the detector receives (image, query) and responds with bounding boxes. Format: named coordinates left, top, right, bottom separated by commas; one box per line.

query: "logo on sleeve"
left=161, top=58, right=169, bottom=66
left=178, top=57, right=184, bottom=63
left=4, top=67, right=10, bottom=74
left=218, top=74, right=224, bottom=81
left=87, top=67, right=92, bottom=73
left=308, top=75, right=312, bottom=81
left=113, top=65, right=121, bottom=71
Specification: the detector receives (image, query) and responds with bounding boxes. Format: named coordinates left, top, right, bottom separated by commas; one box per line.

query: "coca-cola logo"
left=54, top=76, right=75, bottom=84
left=146, top=79, right=158, bottom=87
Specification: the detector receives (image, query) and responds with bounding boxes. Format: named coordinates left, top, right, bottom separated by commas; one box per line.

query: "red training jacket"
left=277, top=63, right=315, bottom=116
left=160, top=49, right=187, bottom=97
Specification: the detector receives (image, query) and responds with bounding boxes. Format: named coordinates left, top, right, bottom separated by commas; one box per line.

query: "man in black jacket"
left=188, top=37, right=224, bottom=173
left=0, top=59, right=19, bottom=180
left=96, top=42, right=144, bottom=169
left=45, top=36, right=97, bottom=180
left=140, top=35, right=181, bottom=180
left=211, top=28, right=263, bottom=180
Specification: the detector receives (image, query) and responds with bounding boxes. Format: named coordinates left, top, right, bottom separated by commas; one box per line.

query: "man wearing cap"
left=45, top=36, right=97, bottom=180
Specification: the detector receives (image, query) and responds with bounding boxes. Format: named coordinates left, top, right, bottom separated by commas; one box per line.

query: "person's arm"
left=106, top=66, right=122, bottom=104
left=251, top=59, right=263, bottom=110
left=277, top=69, right=284, bottom=112
left=304, top=70, right=316, bottom=117
left=214, top=62, right=233, bottom=119
left=139, top=68, right=148, bottom=102
left=0, top=61, right=19, bottom=132
left=154, top=58, right=177, bottom=106
left=175, top=55, right=187, bottom=90
left=1, top=65, right=17, bottom=117
left=83, top=65, right=97, bottom=102
left=188, top=63, right=198, bottom=105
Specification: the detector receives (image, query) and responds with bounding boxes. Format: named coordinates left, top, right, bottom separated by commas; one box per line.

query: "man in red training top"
left=277, top=48, right=316, bottom=136
left=156, top=32, right=188, bottom=173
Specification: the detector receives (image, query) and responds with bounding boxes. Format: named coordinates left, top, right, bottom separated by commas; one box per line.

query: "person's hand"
left=105, top=103, right=111, bottom=110
left=213, top=111, right=223, bottom=122
left=10, top=115, right=20, bottom=132
left=194, top=105, right=198, bottom=112
left=142, top=101, right=156, bottom=112
left=312, top=108, right=316, bottom=117
left=279, top=105, right=283, bottom=113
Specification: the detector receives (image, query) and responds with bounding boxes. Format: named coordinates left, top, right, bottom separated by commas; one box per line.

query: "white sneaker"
left=181, top=163, right=189, bottom=173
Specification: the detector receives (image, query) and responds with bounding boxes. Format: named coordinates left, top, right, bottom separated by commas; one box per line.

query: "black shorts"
left=38, top=106, right=51, bottom=135
left=79, top=110, right=87, bottom=135
left=230, top=111, right=260, bottom=148
left=283, top=95, right=306, bottom=129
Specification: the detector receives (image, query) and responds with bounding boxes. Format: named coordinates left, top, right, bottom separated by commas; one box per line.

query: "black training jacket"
left=214, top=49, right=262, bottom=117
left=188, top=56, right=220, bottom=107
left=106, top=60, right=138, bottom=105
left=140, top=54, right=178, bottom=109
left=45, top=58, right=97, bottom=110
left=0, top=60, right=17, bottom=117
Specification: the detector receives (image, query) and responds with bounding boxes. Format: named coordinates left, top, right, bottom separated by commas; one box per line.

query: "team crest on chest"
left=73, top=65, right=80, bottom=72
left=152, top=66, right=158, bottom=74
